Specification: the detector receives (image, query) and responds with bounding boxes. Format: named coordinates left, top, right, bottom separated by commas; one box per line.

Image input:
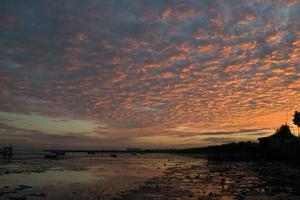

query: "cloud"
left=0, top=0, right=300, bottom=148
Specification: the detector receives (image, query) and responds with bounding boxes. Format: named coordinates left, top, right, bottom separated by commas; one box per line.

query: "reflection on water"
left=0, top=169, right=99, bottom=187
left=0, top=153, right=185, bottom=200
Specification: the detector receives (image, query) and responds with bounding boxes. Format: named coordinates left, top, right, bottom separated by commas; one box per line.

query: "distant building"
left=258, top=125, right=298, bottom=150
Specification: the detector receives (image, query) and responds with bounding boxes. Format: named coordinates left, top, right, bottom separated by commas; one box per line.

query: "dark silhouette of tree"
left=293, top=111, right=300, bottom=136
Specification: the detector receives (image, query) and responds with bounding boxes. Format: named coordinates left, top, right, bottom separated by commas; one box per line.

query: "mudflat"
left=118, top=159, right=300, bottom=200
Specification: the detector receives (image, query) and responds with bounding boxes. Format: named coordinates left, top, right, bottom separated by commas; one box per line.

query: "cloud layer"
left=0, top=0, right=300, bottom=148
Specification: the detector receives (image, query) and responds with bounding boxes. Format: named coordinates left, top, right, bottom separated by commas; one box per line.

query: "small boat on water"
left=110, top=154, right=117, bottom=158
left=44, top=152, right=58, bottom=159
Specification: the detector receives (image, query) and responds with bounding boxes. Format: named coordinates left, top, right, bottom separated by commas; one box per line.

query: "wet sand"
left=118, top=159, right=300, bottom=200
left=1, top=154, right=300, bottom=200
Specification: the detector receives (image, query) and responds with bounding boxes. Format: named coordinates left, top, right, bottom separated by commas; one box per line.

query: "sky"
left=0, top=0, right=300, bottom=149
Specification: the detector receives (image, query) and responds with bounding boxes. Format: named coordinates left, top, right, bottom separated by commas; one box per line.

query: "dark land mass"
left=172, top=125, right=300, bottom=162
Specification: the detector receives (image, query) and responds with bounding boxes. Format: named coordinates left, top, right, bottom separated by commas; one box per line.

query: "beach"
left=1, top=153, right=300, bottom=200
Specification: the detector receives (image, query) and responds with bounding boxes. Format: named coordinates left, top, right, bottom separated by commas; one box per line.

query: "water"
left=1, top=152, right=300, bottom=199
left=0, top=170, right=98, bottom=187
left=0, top=152, right=186, bottom=199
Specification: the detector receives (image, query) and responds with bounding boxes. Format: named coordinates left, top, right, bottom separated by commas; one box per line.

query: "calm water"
left=0, top=152, right=190, bottom=199
left=0, top=170, right=98, bottom=187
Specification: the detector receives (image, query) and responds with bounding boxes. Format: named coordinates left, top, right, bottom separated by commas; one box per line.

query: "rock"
left=27, top=193, right=46, bottom=197
left=221, top=178, right=226, bottom=184
left=17, top=185, right=32, bottom=191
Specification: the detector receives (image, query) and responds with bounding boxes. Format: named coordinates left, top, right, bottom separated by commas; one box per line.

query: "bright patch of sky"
left=0, top=111, right=99, bottom=135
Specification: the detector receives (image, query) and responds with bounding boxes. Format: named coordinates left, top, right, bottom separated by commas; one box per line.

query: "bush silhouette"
left=293, top=111, right=300, bottom=136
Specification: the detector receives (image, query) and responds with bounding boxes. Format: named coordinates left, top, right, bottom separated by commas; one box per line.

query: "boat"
left=44, top=152, right=58, bottom=159
left=110, top=154, right=117, bottom=158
